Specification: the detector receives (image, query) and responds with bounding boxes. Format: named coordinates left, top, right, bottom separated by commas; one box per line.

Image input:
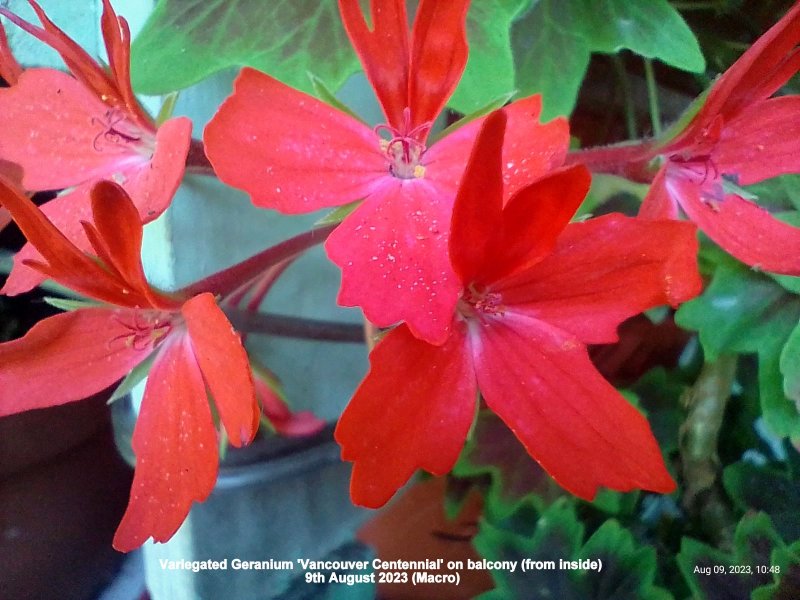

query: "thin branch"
left=679, top=355, right=738, bottom=550
left=644, top=59, right=663, bottom=138
left=225, top=309, right=364, bottom=343
left=612, top=54, right=638, bottom=140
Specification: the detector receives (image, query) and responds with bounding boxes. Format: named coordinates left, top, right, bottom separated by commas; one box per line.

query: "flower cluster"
left=0, top=0, right=799, bottom=554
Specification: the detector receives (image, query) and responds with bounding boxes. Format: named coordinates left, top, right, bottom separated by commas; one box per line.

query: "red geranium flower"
left=641, top=1, right=800, bottom=274
left=0, top=0, right=191, bottom=294
left=204, top=0, right=568, bottom=345
left=335, top=111, right=702, bottom=507
left=0, top=177, right=258, bottom=552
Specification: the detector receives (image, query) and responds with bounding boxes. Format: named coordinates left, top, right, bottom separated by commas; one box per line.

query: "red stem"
left=185, top=138, right=215, bottom=176
left=182, top=224, right=337, bottom=298
left=565, top=139, right=657, bottom=182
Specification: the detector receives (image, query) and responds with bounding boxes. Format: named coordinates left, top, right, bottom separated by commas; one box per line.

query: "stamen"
left=373, top=107, right=432, bottom=180
left=90, top=108, right=143, bottom=153
left=108, top=311, right=173, bottom=352
left=458, top=284, right=505, bottom=318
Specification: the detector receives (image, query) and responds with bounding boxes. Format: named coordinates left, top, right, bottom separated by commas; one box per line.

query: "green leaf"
left=511, top=0, right=591, bottom=119
left=752, top=540, right=800, bottom=600
left=476, top=502, right=672, bottom=600
left=108, top=353, right=156, bottom=404
left=131, top=0, right=358, bottom=96
left=314, top=200, right=362, bottom=227
left=571, top=0, right=705, bottom=73
left=43, top=296, right=102, bottom=312
left=576, top=520, right=673, bottom=600
left=510, top=0, right=704, bottom=119
left=677, top=514, right=783, bottom=600
left=780, top=322, right=800, bottom=415
left=449, top=0, right=530, bottom=115
left=435, top=91, right=516, bottom=142
left=676, top=261, right=800, bottom=360
left=723, top=461, right=800, bottom=541
left=676, top=261, right=800, bottom=438
left=474, top=499, right=584, bottom=600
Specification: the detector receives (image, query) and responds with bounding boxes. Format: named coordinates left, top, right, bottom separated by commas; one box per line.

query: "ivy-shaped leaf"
left=676, top=259, right=800, bottom=438
left=449, top=0, right=530, bottom=114
left=511, top=0, right=704, bottom=119
left=511, top=0, right=591, bottom=120
left=131, top=0, right=358, bottom=95
left=570, top=0, right=705, bottom=73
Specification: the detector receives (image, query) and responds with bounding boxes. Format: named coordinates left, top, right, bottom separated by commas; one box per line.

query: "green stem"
left=564, top=139, right=656, bottom=181
left=612, top=54, right=638, bottom=140
left=644, top=59, right=662, bottom=138
left=679, top=355, right=738, bottom=550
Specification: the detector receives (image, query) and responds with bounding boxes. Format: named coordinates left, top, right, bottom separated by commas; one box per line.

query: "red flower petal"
left=448, top=111, right=506, bottom=286
left=99, top=0, right=150, bottom=127
left=182, top=293, right=259, bottom=448
left=408, top=0, right=470, bottom=131
left=325, top=179, right=461, bottom=344
left=425, top=95, right=569, bottom=201
left=122, top=115, right=192, bottom=222
left=0, top=176, right=144, bottom=304
left=450, top=107, right=591, bottom=285
left=204, top=68, right=383, bottom=213
left=700, top=1, right=800, bottom=125
left=714, top=96, right=800, bottom=186
left=672, top=175, right=800, bottom=275
left=0, top=69, right=131, bottom=190
left=639, top=166, right=680, bottom=220
left=0, top=309, right=150, bottom=417
left=338, top=0, right=410, bottom=129
left=497, top=214, right=701, bottom=345
left=335, top=322, right=476, bottom=508
left=0, top=1, right=118, bottom=108
left=113, top=335, right=219, bottom=552
left=472, top=314, right=676, bottom=500
left=484, top=165, right=591, bottom=283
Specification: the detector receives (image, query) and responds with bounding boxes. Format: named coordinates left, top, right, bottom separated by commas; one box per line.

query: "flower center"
left=109, top=310, right=173, bottom=352
left=90, top=108, right=153, bottom=156
left=457, top=284, right=505, bottom=319
left=375, top=107, right=431, bottom=180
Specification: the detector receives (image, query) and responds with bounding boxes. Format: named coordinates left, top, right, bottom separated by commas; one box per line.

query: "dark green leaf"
left=571, top=0, right=705, bottom=73
left=676, top=260, right=800, bottom=438
left=449, top=0, right=530, bottom=114
left=511, top=0, right=704, bottom=119
left=676, top=262, right=800, bottom=360
left=474, top=499, right=584, bottom=600
left=511, top=0, right=591, bottom=119
left=575, top=520, right=673, bottom=600
left=131, top=0, right=358, bottom=95
left=723, top=461, right=800, bottom=541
